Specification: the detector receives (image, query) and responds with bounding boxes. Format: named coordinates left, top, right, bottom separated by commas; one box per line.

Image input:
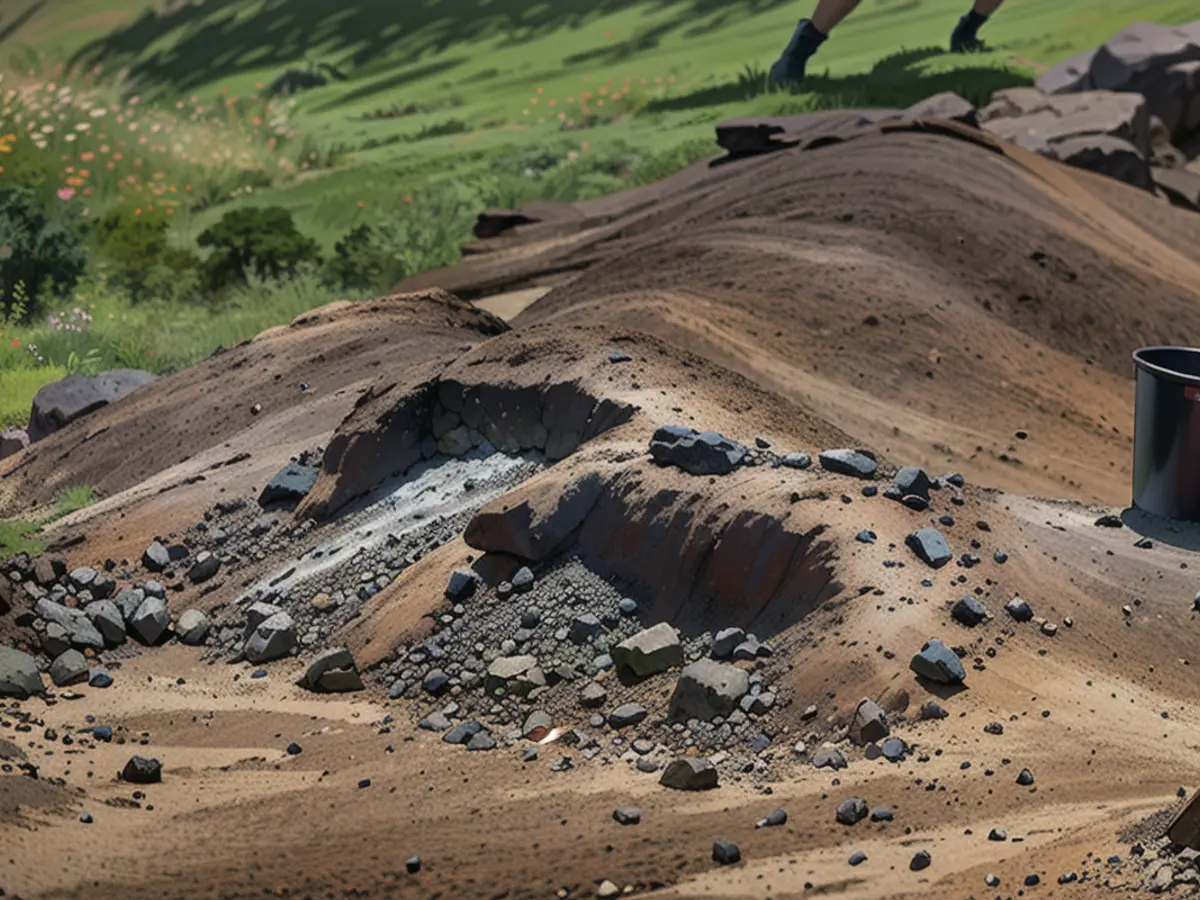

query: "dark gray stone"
left=419, top=712, right=452, bottom=732
left=613, top=623, right=682, bottom=678
left=304, top=647, right=363, bottom=693
left=49, top=649, right=89, bottom=686
left=650, top=426, right=747, bottom=476
left=910, top=851, right=932, bottom=871
left=121, top=755, right=162, bottom=784
left=906, top=528, right=953, bottom=568
left=849, top=698, right=889, bottom=745
left=1052, top=134, right=1154, bottom=191
left=445, top=569, right=477, bottom=600
left=1016, top=768, right=1035, bottom=786
left=244, top=611, right=296, bottom=663
left=837, top=798, right=869, bottom=825
left=756, top=809, right=788, bottom=828
left=711, top=627, right=745, bottom=659
left=819, top=449, right=878, bottom=479
left=443, top=721, right=483, bottom=745
left=778, top=452, right=811, bottom=470
left=1005, top=597, right=1034, bottom=622
left=569, top=613, right=603, bottom=644
left=893, top=466, right=933, bottom=499
left=466, top=730, right=497, bottom=751
left=580, top=681, right=608, bottom=708
left=129, top=596, right=171, bottom=645
left=423, top=668, right=451, bottom=696
left=259, top=462, right=319, bottom=507
left=609, top=703, right=648, bottom=729
left=849, top=851, right=868, bottom=866
left=905, top=91, right=977, bottom=126
left=881, top=738, right=907, bottom=761
left=613, top=807, right=642, bottom=825
left=910, top=639, right=965, bottom=684
left=175, top=609, right=211, bottom=645
left=28, top=369, right=157, bottom=442
left=142, top=541, right=171, bottom=572
left=812, top=748, right=847, bottom=770
left=712, top=840, right=741, bottom=864
left=0, top=427, right=29, bottom=460
left=187, top=552, right=221, bottom=585
left=951, top=596, right=989, bottom=627
left=86, top=599, right=126, bottom=646
left=511, top=566, right=535, bottom=593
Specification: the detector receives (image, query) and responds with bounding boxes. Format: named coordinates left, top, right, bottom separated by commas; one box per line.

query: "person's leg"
left=950, top=0, right=1004, bottom=52
left=769, top=0, right=863, bottom=88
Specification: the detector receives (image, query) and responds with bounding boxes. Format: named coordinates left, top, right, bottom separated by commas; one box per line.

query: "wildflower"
left=356, top=200, right=364, bottom=208
left=56, top=187, right=75, bottom=201
left=10, top=338, right=17, bottom=347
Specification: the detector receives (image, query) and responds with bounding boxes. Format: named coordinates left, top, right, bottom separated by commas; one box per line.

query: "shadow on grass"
left=66, top=0, right=796, bottom=96
left=645, top=46, right=1032, bottom=113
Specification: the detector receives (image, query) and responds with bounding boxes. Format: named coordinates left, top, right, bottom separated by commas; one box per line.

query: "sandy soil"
left=4, top=116, right=1200, bottom=900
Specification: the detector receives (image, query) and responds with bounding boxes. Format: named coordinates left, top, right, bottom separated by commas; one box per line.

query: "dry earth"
left=4, top=112, right=1200, bottom=900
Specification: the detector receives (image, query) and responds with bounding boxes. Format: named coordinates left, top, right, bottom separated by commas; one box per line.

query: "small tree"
left=0, top=185, right=88, bottom=321
left=93, top=207, right=199, bottom=301
left=196, top=206, right=321, bottom=290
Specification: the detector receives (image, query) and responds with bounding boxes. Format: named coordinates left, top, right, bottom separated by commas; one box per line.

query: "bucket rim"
left=1132, top=346, right=1200, bottom=387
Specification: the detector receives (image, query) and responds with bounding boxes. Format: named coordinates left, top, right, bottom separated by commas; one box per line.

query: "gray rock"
left=871, top=807, right=895, bottom=822
left=129, top=596, right=170, bottom=645
left=669, top=660, right=750, bottom=721
left=85, top=599, right=126, bottom=646
left=712, top=840, right=741, bottom=864
left=28, top=369, right=157, bottom=442
left=910, top=851, right=932, bottom=871
left=114, top=588, right=145, bottom=623
left=466, top=730, right=496, bottom=751
left=89, top=667, right=113, bottom=689
left=618, top=598, right=638, bottom=617
left=49, top=649, right=89, bottom=687
left=511, top=567, right=535, bottom=593
left=849, top=698, right=889, bottom=745
left=920, top=700, right=949, bottom=720
left=893, top=466, right=933, bottom=500
left=243, top=601, right=283, bottom=638
left=121, top=755, right=162, bottom=784
left=41, top=622, right=71, bottom=657
left=522, top=710, right=552, bottom=740
left=1016, top=768, right=1035, bottom=786
left=304, top=647, right=363, bottom=693
left=905, top=528, right=953, bottom=568
left=812, top=748, right=847, bottom=770
left=951, top=596, right=989, bottom=627
left=0, top=427, right=29, bottom=460
left=650, top=426, right=747, bottom=476
left=910, top=639, right=965, bottom=684
left=779, top=452, right=811, bottom=469
left=443, top=721, right=483, bottom=745
left=175, top=609, right=211, bottom=645
left=905, top=91, right=977, bottom=126
left=756, top=809, right=788, bottom=828
left=259, top=462, right=319, bottom=507
left=613, top=807, right=642, bottom=825
left=711, top=627, right=745, bottom=659
left=1051, top=134, right=1154, bottom=191
left=0, top=647, right=43, bottom=698
left=244, top=611, right=296, bottom=663
left=613, top=622, right=683, bottom=678
left=818, top=449, right=878, bottom=478
left=419, top=712, right=451, bottom=732
left=660, top=756, right=719, bottom=791
left=881, top=738, right=907, bottom=761
left=1005, top=597, right=1034, bottom=622
left=445, top=569, right=476, bottom=600
left=580, top=681, right=608, bottom=708
left=849, top=851, right=868, bottom=867
left=609, top=703, right=648, bottom=729
left=143, top=580, right=166, bottom=599
left=423, top=668, right=451, bottom=696
left=187, top=552, right=221, bottom=585
left=1037, top=48, right=1097, bottom=94
left=485, top=655, right=540, bottom=695
left=69, top=566, right=97, bottom=590
left=745, top=692, right=775, bottom=715
left=837, top=798, right=869, bottom=826
left=142, top=541, right=171, bottom=572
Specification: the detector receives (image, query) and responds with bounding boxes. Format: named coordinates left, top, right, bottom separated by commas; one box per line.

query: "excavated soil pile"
left=5, top=20, right=1200, bottom=900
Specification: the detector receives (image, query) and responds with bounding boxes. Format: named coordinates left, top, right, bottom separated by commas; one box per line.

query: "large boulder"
left=244, top=611, right=296, bottom=663
left=85, top=599, right=127, bottom=646
left=1037, top=48, right=1098, bottom=95
left=910, top=639, right=966, bottom=684
left=303, top=647, right=363, bottom=693
left=27, top=369, right=157, bottom=442
left=649, top=426, right=747, bottom=476
left=669, top=659, right=750, bottom=721
left=0, top=647, right=42, bottom=699
left=613, top=623, right=683, bottom=679
left=175, top=609, right=211, bottom=645
left=465, top=471, right=606, bottom=562
left=848, top=698, right=890, bottom=745
left=1051, top=135, right=1155, bottom=191
left=259, top=462, right=319, bottom=507
left=35, top=598, right=105, bottom=650
left=0, top=428, right=29, bottom=460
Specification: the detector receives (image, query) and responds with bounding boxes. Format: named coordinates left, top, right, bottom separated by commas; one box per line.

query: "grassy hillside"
left=0, top=0, right=1194, bottom=429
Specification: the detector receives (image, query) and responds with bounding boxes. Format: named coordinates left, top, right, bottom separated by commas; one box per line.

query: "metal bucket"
left=1132, top=346, right=1200, bottom=522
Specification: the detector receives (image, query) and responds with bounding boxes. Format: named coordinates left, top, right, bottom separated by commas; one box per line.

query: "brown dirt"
left=4, top=116, right=1200, bottom=900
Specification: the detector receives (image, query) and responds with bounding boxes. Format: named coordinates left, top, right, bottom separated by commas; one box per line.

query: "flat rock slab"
left=259, top=462, right=320, bottom=507
left=613, top=622, right=683, bottom=679
left=669, top=659, right=750, bottom=721
left=906, top=528, right=953, bottom=568
left=660, top=756, right=719, bottom=790
left=818, top=449, right=878, bottom=479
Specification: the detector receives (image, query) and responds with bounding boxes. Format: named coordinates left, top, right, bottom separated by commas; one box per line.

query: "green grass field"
left=0, top=0, right=1194, bottom=428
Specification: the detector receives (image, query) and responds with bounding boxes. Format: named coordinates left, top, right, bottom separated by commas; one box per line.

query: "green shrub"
left=0, top=185, right=88, bottom=321
left=326, top=223, right=391, bottom=291
left=93, top=207, right=201, bottom=301
left=197, top=206, right=321, bottom=291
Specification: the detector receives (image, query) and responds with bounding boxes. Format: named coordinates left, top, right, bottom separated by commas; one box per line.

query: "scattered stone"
left=849, top=698, right=890, bottom=745
left=711, top=627, right=746, bottom=659
left=906, top=528, right=953, bottom=568
left=1095, top=514, right=1123, bottom=528
left=837, top=798, right=869, bottom=826
left=129, top=596, right=171, bottom=645
left=812, top=748, right=848, bottom=770
left=893, top=466, right=933, bottom=500
left=175, top=609, right=211, bottom=645
left=121, top=756, right=163, bottom=784
left=443, top=721, right=483, bottom=745
left=779, top=452, right=811, bottom=469
left=1005, top=597, right=1034, bottom=622
left=580, top=681, right=608, bottom=708
left=522, top=710, right=552, bottom=741
left=244, top=611, right=297, bottom=663
left=920, top=701, right=949, bottom=720
left=89, top=667, right=113, bottom=689
left=303, top=647, right=363, bottom=693
left=988, top=828, right=1008, bottom=841
left=466, top=730, right=497, bottom=751
left=870, top=808, right=894, bottom=822
left=986, top=874, right=1000, bottom=887
left=613, top=807, right=642, bottom=826
left=660, top=757, right=719, bottom=791
left=756, top=809, right=788, bottom=828
left=712, top=840, right=741, bottom=865
left=49, top=649, right=89, bottom=687
left=880, top=738, right=907, bottom=761
left=910, top=639, right=966, bottom=684
left=485, top=655, right=541, bottom=696
left=258, top=462, right=319, bottom=507
left=650, top=426, right=747, bottom=476
left=423, top=669, right=452, bottom=696
left=597, top=880, right=620, bottom=898
left=445, top=569, right=477, bottom=600
left=569, top=613, right=603, bottom=644
left=187, top=551, right=221, bottom=585
left=511, top=566, right=535, bottom=593
left=1017, top=768, right=1035, bottom=786
left=86, top=599, right=126, bottom=646
left=951, top=596, right=989, bottom=627
left=142, top=541, right=171, bottom=572
left=613, top=622, right=683, bottom=678
left=910, top=851, right=932, bottom=871
left=669, top=660, right=750, bottom=721
left=405, top=856, right=421, bottom=874
left=419, top=712, right=452, bottom=732
left=609, top=703, right=648, bottom=729
left=818, top=449, right=878, bottom=479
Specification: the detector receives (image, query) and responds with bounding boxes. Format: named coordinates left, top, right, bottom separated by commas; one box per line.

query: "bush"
left=92, top=207, right=201, bottom=301
left=0, top=184, right=88, bottom=321
left=326, top=223, right=390, bottom=291
left=196, top=206, right=321, bottom=290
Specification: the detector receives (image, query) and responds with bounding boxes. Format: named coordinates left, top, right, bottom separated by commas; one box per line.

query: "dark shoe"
left=769, top=18, right=825, bottom=88
left=950, top=14, right=988, bottom=52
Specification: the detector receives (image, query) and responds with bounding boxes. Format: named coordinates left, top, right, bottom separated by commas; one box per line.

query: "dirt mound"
left=0, top=291, right=505, bottom=521
left=398, top=123, right=1200, bottom=506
